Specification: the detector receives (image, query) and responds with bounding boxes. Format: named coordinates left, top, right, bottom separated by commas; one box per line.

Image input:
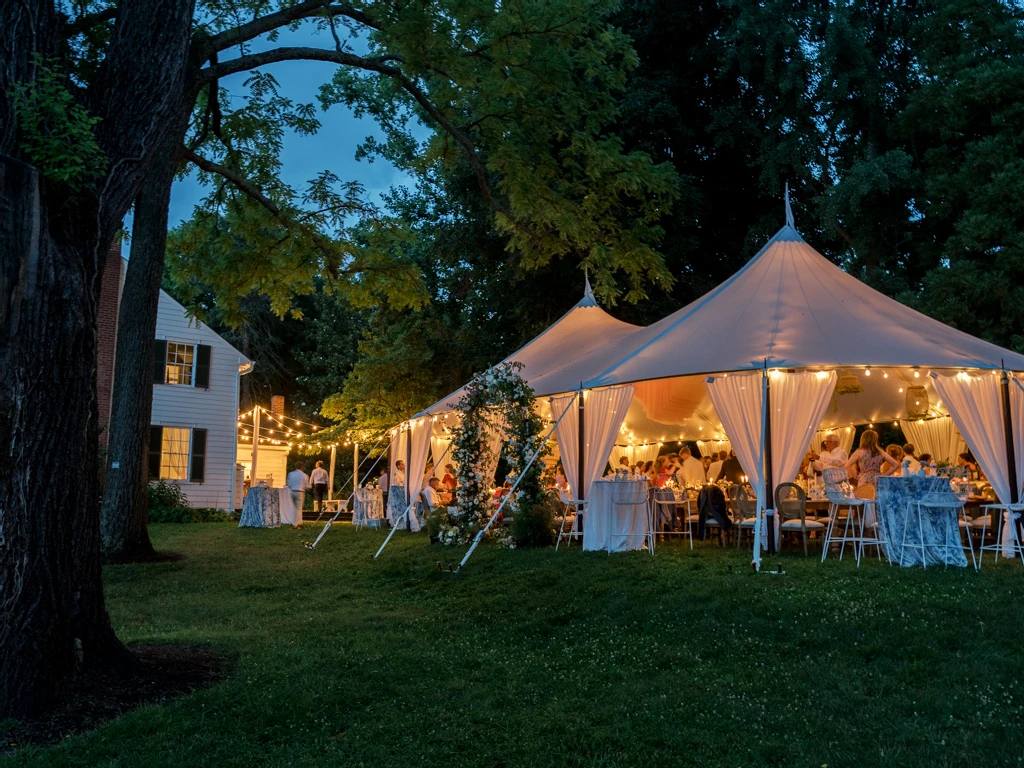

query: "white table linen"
left=583, top=478, right=649, bottom=553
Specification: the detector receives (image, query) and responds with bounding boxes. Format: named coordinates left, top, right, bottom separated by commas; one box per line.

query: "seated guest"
left=442, top=463, right=457, bottom=490
left=421, top=477, right=442, bottom=509
left=701, top=455, right=713, bottom=476
left=812, top=434, right=848, bottom=472
left=707, top=453, right=725, bottom=483
left=554, top=463, right=568, bottom=492
left=902, top=444, right=921, bottom=473
left=653, top=457, right=672, bottom=488
left=678, top=447, right=706, bottom=486
left=957, top=451, right=980, bottom=477
left=493, top=480, right=512, bottom=500
left=845, top=429, right=900, bottom=487
left=716, top=450, right=745, bottom=484
left=881, top=444, right=904, bottom=476
left=617, top=456, right=631, bottom=471
left=643, top=461, right=656, bottom=480
left=918, top=453, right=933, bottom=474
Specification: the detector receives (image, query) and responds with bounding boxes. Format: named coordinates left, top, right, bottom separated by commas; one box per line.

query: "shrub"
left=511, top=488, right=559, bottom=548
left=147, top=480, right=234, bottom=523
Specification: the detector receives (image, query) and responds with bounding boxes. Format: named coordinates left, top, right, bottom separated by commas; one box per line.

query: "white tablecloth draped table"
left=353, top=487, right=385, bottom=528
left=583, top=478, right=650, bottom=553
left=239, top=485, right=298, bottom=528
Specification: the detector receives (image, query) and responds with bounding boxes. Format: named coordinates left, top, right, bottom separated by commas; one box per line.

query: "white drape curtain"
left=550, top=385, right=635, bottom=498
left=696, top=440, right=732, bottom=458
left=931, top=373, right=1023, bottom=504
left=607, top=443, right=661, bottom=469
left=708, top=371, right=837, bottom=567
left=810, top=426, right=855, bottom=456
left=899, top=416, right=966, bottom=463
left=389, top=428, right=408, bottom=485
left=430, top=435, right=453, bottom=478
left=404, top=419, right=434, bottom=532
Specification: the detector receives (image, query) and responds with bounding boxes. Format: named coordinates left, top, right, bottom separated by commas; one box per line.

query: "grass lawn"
left=5, top=523, right=1024, bottom=767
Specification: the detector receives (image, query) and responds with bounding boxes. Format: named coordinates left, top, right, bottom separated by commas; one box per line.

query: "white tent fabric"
left=430, top=435, right=452, bottom=478
left=899, top=416, right=966, bottom=464
left=696, top=440, right=732, bottom=458
left=420, top=285, right=644, bottom=416
left=404, top=419, right=433, bottom=532
left=608, top=443, right=661, bottom=469
left=932, top=373, right=1024, bottom=502
left=389, top=428, right=408, bottom=487
left=586, top=225, right=1024, bottom=390
left=550, top=386, right=634, bottom=498
left=708, top=371, right=837, bottom=566
left=810, top=427, right=855, bottom=456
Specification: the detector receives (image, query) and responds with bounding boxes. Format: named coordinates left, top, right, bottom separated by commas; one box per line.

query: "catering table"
left=583, top=478, right=650, bottom=553
left=239, top=485, right=299, bottom=528
left=353, top=487, right=385, bottom=528
left=876, top=475, right=968, bottom=567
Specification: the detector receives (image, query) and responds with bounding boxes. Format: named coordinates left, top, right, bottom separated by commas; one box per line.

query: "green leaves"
left=13, top=55, right=106, bottom=193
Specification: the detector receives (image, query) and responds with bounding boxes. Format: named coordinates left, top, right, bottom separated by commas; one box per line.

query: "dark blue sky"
left=131, top=24, right=422, bottom=234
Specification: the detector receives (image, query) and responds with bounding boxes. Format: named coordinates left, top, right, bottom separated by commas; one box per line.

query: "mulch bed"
left=1, top=644, right=226, bottom=753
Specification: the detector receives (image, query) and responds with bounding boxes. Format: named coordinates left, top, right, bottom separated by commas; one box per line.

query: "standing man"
left=902, top=444, right=921, bottom=474
left=678, top=447, right=707, bottom=487
left=394, top=459, right=406, bottom=489
left=812, top=434, right=849, bottom=474
left=310, top=460, right=330, bottom=515
left=285, top=464, right=311, bottom=529
left=379, top=465, right=390, bottom=509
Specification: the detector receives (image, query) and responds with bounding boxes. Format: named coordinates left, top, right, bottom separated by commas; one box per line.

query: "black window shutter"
left=190, top=428, right=207, bottom=483
left=153, top=339, right=167, bottom=384
left=148, top=426, right=163, bottom=479
left=194, top=344, right=212, bottom=389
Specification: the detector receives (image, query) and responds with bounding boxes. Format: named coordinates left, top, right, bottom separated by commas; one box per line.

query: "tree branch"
left=198, top=47, right=518, bottom=228
left=65, top=6, right=118, bottom=35
left=198, top=1, right=380, bottom=59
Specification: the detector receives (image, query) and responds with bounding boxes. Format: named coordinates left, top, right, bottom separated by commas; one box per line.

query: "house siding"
left=151, top=290, right=249, bottom=510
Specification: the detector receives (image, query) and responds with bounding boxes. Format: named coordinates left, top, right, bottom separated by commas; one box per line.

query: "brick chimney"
left=97, top=237, right=124, bottom=448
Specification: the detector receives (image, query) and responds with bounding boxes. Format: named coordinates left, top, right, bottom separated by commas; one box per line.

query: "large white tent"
left=401, top=200, right=1024, bottom=564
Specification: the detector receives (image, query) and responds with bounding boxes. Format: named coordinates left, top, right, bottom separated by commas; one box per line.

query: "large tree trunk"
left=100, top=136, right=183, bottom=561
left=0, top=0, right=198, bottom=719
left=0, top=158, right=129, bottom=717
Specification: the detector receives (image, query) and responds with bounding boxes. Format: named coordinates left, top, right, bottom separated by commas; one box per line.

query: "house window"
left=165, top=342, right=194, bottom=385
left=159, top=427, right=191, bottom=480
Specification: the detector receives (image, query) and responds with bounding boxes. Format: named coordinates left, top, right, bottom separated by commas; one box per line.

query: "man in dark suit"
left=716, top=450, right=745, bottom=484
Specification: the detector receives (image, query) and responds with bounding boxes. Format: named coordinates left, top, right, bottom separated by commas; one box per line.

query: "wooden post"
left=250, top=405, right=261, bottom=484
left=1001, top=367, right=1019, bottom=505
left=764, top=370, right=777, bottom=554
left=578, top=386, right=586, bottom=501
left=328, top=444, right=337, bottom=500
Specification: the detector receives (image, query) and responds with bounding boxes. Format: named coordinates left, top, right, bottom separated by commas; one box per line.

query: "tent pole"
left=1001, top=367, right=1019, bottom=506
left=764, top=369, right=777, bottom=554
left=578, top=385, right=586, bottom=502
left=405, top=422, right=413, bottom=531
left=250, top=405, right=261, bottom=485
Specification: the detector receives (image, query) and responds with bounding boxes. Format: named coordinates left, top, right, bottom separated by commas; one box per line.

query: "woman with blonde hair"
left=881, top=444, right=904, bottom=476
left=653, top=456, right=672, bottom=488
left=845, top=429, right=900, bottom=488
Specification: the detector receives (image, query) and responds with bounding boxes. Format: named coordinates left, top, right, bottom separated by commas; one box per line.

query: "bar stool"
left=821, top=468, right=868, bottom=565
left=905, top=476, right=970, bottom=568
left=977, top=503, right=1024, bottom=568
left=612, top=481, right=654, bottom=554
left=651, top=487, right=695, bottom=549
left=555, top=489, right=587, bottom=551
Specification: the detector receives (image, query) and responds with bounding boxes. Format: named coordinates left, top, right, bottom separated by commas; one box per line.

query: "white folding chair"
left=821, top=468, right=870, bottom=565
left=977, top=503, right=1024, bottom=568
left=555, top=489, right=587, bottom=551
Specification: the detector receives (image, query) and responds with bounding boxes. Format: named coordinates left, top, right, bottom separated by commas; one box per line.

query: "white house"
left=148, top=291, right=253, bottom=510
left=97, top=241, right=252, bottom=511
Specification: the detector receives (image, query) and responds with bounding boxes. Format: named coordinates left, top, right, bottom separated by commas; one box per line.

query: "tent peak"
left=784, top=182, right=795, bottom=228
left=577, top=269, right=598, bottom=307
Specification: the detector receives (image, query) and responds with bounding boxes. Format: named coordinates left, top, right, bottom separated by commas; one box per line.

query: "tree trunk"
left=0, top=158, right=129, bottom=718
left=100, top=136, right=183, bottom=561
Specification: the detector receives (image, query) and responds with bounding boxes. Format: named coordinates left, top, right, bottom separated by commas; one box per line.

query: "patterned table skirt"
left=876, top=476, right=968, bottom=567
left=239, top=485, right=281, bottom=528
